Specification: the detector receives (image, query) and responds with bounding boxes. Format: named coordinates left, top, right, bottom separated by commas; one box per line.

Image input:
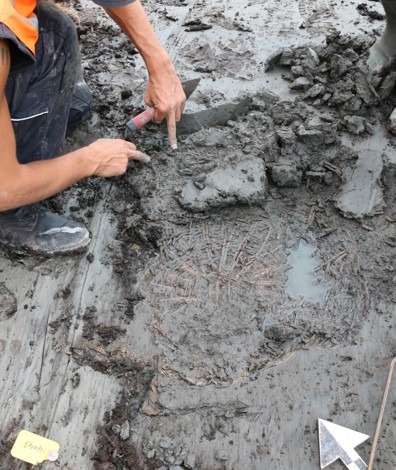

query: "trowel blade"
left=177, top=97, right=252, bottom=135
left=182, top=78, right=201, bottom=100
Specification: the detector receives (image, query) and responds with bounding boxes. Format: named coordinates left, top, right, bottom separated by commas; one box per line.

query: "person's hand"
left=144, top=69, right=186, bottom=150
left=104, top=2, right=185, bottom=149
left=86, top=138, right=150, bottom=177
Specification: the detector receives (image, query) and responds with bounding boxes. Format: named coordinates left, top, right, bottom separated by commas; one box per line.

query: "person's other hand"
left=144, top=70, right=186, bottom=150
left=86, top=139, right=150, bottom=177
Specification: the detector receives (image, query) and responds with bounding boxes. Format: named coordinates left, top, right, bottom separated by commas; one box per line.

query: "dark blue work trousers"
left=5, top=2, right=90, bottom=164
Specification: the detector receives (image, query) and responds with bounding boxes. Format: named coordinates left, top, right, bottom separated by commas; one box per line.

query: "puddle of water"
left=286, top=239, right=328, bottom=305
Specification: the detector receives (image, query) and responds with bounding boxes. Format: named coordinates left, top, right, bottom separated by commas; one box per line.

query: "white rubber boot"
left=368, top=0, right=396, bottom=71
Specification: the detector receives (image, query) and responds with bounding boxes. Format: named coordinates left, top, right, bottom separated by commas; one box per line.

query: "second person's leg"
left=368, top=0, right=396, bottom=70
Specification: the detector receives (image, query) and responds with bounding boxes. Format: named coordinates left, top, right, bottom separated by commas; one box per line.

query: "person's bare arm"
left=0, top=39, right=148, bottom=212
left=104, top=1, right=186, bottom=149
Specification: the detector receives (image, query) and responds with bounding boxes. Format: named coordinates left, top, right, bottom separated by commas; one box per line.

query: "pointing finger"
left=167, top=115, right=177, bottom=150
left=128, top=150, right=151, bottom=163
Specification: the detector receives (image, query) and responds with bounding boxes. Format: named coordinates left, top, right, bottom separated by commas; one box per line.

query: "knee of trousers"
left=7, top=4, right=81, bottom=163
left=36, top=1, right=80, bottom=72
left=381, top=0, right=396, bottom=20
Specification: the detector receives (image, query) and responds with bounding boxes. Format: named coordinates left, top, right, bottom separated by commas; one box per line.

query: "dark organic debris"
left=70, top=346, right=154, bottom=385
left=183, top=19, right=213, bottom=32
left=0, top=283, right=17, bottom=319
left=356, top=3, right=386, bottom=20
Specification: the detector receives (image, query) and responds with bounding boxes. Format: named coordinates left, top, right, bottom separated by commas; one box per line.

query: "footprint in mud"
left=264, top=0, right=302, bottom=38
left=298, top=0, right=337, bottom=36
left=262, top=0, right=336, bottom=38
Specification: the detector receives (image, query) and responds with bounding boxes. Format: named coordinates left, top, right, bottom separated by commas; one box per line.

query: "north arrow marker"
left=318, top=419, right=369, bottom=469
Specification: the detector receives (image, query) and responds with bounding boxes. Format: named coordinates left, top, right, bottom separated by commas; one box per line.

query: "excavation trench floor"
left=0, top=0, right=395, bottom=469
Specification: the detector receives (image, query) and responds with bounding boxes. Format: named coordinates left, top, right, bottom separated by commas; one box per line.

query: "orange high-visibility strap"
left=0, top=1, right=38, bottom=55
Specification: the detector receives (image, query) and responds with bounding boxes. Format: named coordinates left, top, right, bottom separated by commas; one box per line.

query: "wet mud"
left=1, top=0, right=396, bottom=468
left=60, top=0, right=396, bottom=468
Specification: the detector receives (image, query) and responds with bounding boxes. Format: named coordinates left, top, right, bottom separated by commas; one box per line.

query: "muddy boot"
left=368, top=0, right=396, bottom=70
left=0, top=203, right=91, bottom=257
left=67, top=80, right=92, bottom=131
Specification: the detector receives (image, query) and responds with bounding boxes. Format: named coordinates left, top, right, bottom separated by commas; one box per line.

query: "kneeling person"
left=0, top=0, right=185, bottom=256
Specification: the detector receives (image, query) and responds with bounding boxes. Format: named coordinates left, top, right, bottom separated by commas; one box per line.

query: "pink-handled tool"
left=126, top=107, right=156, bottom=133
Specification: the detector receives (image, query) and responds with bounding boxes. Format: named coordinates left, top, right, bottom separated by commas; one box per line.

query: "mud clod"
left=179, top=158, right=267, bottom=212
left=0, top=283, right=17, bottom=319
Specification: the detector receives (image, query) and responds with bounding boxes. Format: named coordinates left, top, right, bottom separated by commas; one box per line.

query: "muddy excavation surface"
left=0, top=0, right=395, bottom=469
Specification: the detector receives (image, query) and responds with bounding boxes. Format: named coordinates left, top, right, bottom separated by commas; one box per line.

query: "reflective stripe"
left=40, top=227, right=87, bottom=236
left=11, top=111, right=49, bottom=122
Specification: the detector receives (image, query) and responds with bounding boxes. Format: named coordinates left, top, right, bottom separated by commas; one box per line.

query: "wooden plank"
left=0, top=184, right=124, bottom=468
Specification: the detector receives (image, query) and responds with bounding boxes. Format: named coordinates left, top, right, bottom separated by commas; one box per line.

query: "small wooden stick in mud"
left=313, top=250, right=348, bottom=272
left=307, top=206, right=316, bottom=227
left=229, top=225, right=257, bottom=273
left=368, top=357, right=396, bottom=470
left=323, top=161, right=343, bottom=178
left=237, top=225, right=273, bottom=277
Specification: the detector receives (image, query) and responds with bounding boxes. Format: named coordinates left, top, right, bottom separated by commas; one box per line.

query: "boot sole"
left=0, top=235, right=91, bottom=259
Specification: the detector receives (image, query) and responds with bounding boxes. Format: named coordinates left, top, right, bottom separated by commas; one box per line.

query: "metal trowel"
left=177, top=97, right=252, bottom=135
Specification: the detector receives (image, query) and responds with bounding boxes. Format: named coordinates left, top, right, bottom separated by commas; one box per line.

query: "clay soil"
left=0, top=0, right=395, bottom=469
